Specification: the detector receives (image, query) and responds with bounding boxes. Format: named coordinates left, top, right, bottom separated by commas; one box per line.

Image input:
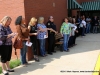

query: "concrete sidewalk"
left=1, top=34, right=100, bottom=75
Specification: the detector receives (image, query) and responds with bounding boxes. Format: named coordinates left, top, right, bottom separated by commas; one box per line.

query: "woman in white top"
left=81, top=17, right=86, bottom=37
left=72, top=18, right=78, bottom=46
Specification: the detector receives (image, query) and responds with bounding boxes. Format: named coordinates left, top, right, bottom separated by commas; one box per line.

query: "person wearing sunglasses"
left=46, top=16, right=57, bottom=55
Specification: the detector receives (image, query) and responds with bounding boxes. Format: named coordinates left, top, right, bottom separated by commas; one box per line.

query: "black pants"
left=68, top=36, right=74, bottom=47
left=31, top=39, right=37, bottom=55
left=0, top=45, right=12, bottom=63
left=48, top=34, right=55, bottom=53
left=73, top=35, right=77, bottom=45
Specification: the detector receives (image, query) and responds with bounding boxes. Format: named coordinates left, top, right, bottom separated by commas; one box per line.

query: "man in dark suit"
left=92, top=16, right=99, bottom=33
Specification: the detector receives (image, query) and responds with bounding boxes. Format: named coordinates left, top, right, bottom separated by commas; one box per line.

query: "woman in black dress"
left=28, top=17, right=39, bottom=62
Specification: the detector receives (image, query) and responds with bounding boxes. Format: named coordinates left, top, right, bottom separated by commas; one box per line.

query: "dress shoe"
left=7, top=69, right=14, bottom=72
left=64, top=50, right=69, bottom=52
left=34, top=58, right=40, bottom=62
left=48, top=53, right=53, bottom=55
left=67, top=48, right=69, bottom=50
left=64, top=49, right=69, bottom=52
left=60, top=50, right=63, bottom=52
left=52, top=51, right=56, bottom=53
left=41, top=55, right=45, bottom=57
left=22, top=64, right=27, bottom=67
left=44, top=54, right=48, bottom=56
left=73, top=44, right=77, bottom=46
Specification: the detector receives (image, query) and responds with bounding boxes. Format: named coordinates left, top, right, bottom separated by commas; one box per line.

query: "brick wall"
left=24, top=0, right=68, bottom=60
left=0, top=0, right=68, bottom=60
left=24, top=0, right=67, bottom=31
left=0, top=0, right=25, bottom=59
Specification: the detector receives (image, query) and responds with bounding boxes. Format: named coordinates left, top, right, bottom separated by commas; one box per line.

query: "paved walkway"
left=1, top=34, right=100, bottom=75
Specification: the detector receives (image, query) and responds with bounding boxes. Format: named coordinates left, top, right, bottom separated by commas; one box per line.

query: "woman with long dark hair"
left=15, top=16, right=30, bottom=66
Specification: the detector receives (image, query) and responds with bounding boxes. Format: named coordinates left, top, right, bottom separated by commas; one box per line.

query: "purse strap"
left=14, top=25, right=23, bottom=59
left=14, top=48, right=18, bottom=59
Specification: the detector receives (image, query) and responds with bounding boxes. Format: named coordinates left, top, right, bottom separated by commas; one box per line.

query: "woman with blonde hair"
left=37, top=17, right=56, bottom=57
left=28, top=17, right=39, bottom=62
left=37, top=17, right=48, bottom=57
left=0, top=16, right=16, bottom=75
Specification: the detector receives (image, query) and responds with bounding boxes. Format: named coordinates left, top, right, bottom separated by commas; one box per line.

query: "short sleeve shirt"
left=37, top=24, right=47, bottom=39
left=82, top=20, right=86, bottom=26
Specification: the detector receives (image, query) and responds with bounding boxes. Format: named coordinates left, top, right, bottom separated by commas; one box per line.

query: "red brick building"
left=0, top=0, right=68, bottom=60
left=0, top=0, right=99, bottom=60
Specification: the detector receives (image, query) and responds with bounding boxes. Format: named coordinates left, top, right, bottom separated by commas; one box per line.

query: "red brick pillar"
left=27, top=47, right=33, bottom=61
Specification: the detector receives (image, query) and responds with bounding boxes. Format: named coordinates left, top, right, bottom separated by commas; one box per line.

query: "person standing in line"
left=0, top=16, right=15, bottom=75
left=86, top=16, right=91, bottom=34
left=68, top=17, right=77, bottom=48
left=80, top=17, right=86, bottom=37
left=46, top=16, right=57, bottom=55
left=72, top=18, right=78, bottom=46
left=28, top=17, right=39, bottom=62
left=92, top=16, right=99, bottom=33
left=37, top=17, right=48, bottom=57
left=68, top=17, right=74, bottom=48
left=76, top=16, right=82, bottom=36
left=15, top=16, right=30, bottom=67
left=98, top=19, right=100, bottom=33
left=60, top=17, right=71, bottom=52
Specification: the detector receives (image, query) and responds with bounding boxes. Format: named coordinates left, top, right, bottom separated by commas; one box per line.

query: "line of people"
left=0, top=15, right=89, bottom=75
left=0, top=16, right=57, bottom=75
left=77, top=15, right=100, bottom=35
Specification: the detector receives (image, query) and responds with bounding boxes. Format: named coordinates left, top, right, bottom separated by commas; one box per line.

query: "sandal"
left=34, top=58, right=39, bottom=62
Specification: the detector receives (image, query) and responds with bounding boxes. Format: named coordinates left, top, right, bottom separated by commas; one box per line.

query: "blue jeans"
left=39, top=39, right=46, bottom=56
left=20, top=41, right=28, bottom=64
left=93, top=26, right=98, bottom=33
left=81, top=27, right=85, bottom=36
left=63, top=34, right=70, bottom=51
left=86, top=23, right=91, bottom=33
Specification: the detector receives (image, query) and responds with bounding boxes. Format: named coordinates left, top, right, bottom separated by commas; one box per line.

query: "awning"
left=80, top=1, right=100, bottom=11
left=68, top=0, right=82, bottom=10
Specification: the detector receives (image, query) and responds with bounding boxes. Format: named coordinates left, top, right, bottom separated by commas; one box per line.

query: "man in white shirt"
left=86, top=16, right=91, bottom=33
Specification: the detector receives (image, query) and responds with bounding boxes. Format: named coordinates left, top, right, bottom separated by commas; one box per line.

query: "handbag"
left=13, top=37, right=23, bottom=59
left=13, top=37, right=23, bottom=49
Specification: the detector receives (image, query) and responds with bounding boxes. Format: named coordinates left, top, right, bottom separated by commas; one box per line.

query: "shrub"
left=0, top=59, right=21, bottom=74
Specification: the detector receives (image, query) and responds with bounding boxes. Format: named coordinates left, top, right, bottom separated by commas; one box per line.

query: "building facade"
left=71, top=0, right=100, bottom=17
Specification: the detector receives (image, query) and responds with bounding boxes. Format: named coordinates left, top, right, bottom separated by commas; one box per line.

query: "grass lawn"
left=0, top=59, right=21, bottom=74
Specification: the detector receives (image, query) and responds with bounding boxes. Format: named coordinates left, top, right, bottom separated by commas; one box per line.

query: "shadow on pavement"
left=9, top=34, right=100, bottom=75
